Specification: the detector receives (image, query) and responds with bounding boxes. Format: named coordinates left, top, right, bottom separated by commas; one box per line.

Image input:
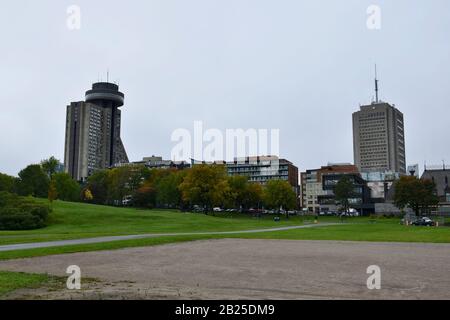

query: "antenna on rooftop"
left=374, top=64, right=379, bottom=103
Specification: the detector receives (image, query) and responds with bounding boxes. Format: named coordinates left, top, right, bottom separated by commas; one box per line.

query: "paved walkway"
left=0, top=223, right=340, bottom=252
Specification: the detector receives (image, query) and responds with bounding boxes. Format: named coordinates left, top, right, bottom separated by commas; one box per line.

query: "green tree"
left=334, top=176, right=355, bottom=215
left=179, top=165, right=230, bottom=213
left=133, top=181, right=156, bottom=208
left=107, top=166, right=137, bottom=205
left=243, top=182, right=263, bottom=210
left=86, top=170, right=109, bottom=204
left=86, top=166, right=151, bottom=205
left=156, top=169, right=186, bottom=208
left=41, top=156, right=60, bottom=178
left=227, top=176, right=249, bottom=210
left=394, top=176, right=439, bottom=216
left=17, top=165, right=49, bottom=198
left=0, top=173, right=18, bottom=193
left=51, top=172, right=81, bottom=202
left=127, top=165, right=151, bottom=194
left=226, top=176, right=263, bottom=211
left=263, top=179, right=297, bottom=218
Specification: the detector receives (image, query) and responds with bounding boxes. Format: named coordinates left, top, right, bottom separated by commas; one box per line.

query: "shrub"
left=22, top=204, right=50, bottom=221
left=0, top=191, right=14, bottom=207
left=0, top=211, right=45, bottom=230
left=0, top=192, right=50, bottom=230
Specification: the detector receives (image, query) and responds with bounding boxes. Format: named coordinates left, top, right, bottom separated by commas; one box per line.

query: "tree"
left=0, top=173, right=18, bottom=193
left=127, top=165, right=151, bottom=194
left=133, top=181, right=156, bottom=208
left=17, top=165, right=49, bottom=198
left=107, top=166, right=138, bottom=205
left=48, top=180, right=57, bottom=204
left=263, top=180, right=297, bottom=218
left=227, top=176, right=263, bottom=211
left=243, top=182, right=263, bottom=210
left=86, top=170, right=109, bottom=204
left=83, top=188, right=94, bottom=202
left=86, top=166, right=152, bottom=206
left=227, top=176, right=249, bottom=210
left=334, top=176, right=355, bottom=215
left=394, top=176, right=439, bottom=216
left=155, top=169, right=186, bottom=208
left=179, top=165, right=230, bottom=213
left=51, top=173, right=81, bottom=202
left=41, top=156, right=60, bottom=178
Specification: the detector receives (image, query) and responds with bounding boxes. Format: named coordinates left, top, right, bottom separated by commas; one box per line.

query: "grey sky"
left=1, top=0, right=449, bottom=176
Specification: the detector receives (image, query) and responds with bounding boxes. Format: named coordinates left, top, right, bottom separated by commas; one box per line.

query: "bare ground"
left=1, top=239, right=450, bottom=300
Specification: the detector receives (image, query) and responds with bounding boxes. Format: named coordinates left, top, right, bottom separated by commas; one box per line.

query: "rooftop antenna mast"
left=107, top=69, right=109, bottom=83
left=374, top=64, right=379, bottom=103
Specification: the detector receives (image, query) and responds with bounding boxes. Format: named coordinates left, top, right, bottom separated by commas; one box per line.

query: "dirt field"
left=1, top=239, right=450, bottom=300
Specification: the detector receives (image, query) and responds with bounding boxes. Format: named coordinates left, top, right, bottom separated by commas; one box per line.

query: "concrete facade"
left=226, top=156, right=299, bottom=194
left=300, top=164, right=359, bottom=214
left=64, top=82, right=129, bottom=181
left=130, top=156, right=190, bottom=170
left=353, top=102, right=406, bottom=175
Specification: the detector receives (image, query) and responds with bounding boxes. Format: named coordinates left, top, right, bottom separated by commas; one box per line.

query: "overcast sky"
left=1, top=0, right=449, bottom=176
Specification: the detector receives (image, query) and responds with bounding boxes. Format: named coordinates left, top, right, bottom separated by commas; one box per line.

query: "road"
left=0, top=223, right=340, bottom=252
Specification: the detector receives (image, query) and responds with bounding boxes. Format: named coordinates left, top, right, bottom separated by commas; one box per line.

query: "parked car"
left=213, top=207, right=223, bottom=212
left=122, top=195, right=133, bottom=206
left=192, top=205, right=204, bottom=213
left=412, top=217, right=435, bottom=226
left=320, top=211, right=336, bottom=216
left=339, top=208, right=360, bottom=217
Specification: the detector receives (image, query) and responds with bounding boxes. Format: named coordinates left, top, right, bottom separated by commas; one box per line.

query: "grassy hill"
left=0, top=203, right=449, bottom=299
left=0, top=200, right=449, bottom=262
left=0, top=200, right=304, bottom=245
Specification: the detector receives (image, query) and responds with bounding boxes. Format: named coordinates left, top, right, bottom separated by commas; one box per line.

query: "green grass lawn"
left=0, top=271, right=51, bottom=297
left=0, top=200, right=305, bottom=245
left=237, top=220, right=450, bottom=243
left=1, top=201, right=449, bottom=296
left=0, top=200, right=449, bottom=262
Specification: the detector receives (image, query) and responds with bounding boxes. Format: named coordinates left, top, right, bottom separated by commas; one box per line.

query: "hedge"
left=0, top=192, right=50, bottom=230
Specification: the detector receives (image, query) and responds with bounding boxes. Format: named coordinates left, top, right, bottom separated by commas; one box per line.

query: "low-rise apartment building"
left=318, top=173, right=373, bottom=215
left=300, top=163, right=360, bottom=214
left=226, top=156, right=298, bottom=191
left=131, top=156, right=191, bottom=170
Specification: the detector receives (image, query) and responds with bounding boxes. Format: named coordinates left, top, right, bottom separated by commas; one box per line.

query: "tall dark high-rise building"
left=64, top=82, right=129, bottom=181
left=353, top=102, right=406, bottom=174
left=352, top=72, right=406, bottom=175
